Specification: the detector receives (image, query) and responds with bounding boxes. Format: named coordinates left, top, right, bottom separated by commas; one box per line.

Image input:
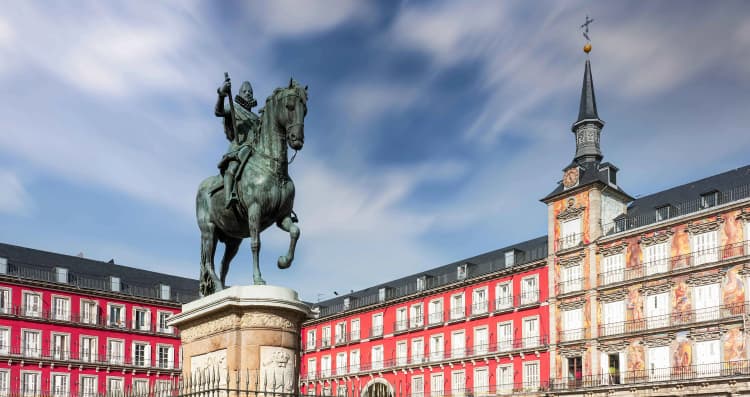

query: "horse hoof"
left=278, top=256, right=292, bottom=269
left=254, top=278, right=267, bottom=285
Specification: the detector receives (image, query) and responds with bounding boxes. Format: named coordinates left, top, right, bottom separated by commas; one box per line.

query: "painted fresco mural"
left=626, top=285, right=644, bottom=322
left=723, top=264, right=745, bottom=313
left=673, top=276, right=691, bottom=319
left=672, top=332, right=692, bottom=375
left=724, top=327, right=745, bottom=365
left=552, top=190, right=590, bottom=250
left=626, top=340, right=645, bottom=374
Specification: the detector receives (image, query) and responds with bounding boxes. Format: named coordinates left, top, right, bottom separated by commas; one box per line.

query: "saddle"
left=210, top=144, right=253, bottom=196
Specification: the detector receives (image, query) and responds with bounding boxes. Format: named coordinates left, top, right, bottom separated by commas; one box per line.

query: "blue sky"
left=1, top=1, right=749, bottom=302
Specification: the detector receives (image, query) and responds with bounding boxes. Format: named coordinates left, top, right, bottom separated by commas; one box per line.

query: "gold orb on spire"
left=583, top=42, right=592, bottom=53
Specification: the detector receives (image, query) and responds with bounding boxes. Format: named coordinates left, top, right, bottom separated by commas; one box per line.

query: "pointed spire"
left=576, top=59, right=599, bottom=125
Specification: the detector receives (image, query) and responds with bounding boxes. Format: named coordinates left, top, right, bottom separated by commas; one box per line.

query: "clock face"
left=563, top=168, right=579, bottom=188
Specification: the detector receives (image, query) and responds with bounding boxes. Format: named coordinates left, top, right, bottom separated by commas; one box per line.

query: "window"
left=429, top=334, right=444, bottom=361
left=52, top=296, right=70, bottom=321
left=22, top=330, right=40, bottom=357
left=378, top=288, right=386, bottom=303
left=562, top=309, right=583, bottom=341
left=497, top=322, right=513, bottom=352
left=450, top=293, right=465, bottom=320
left=524, top=317, right=540, bottom=347
left=80, top=376, right=97, bottom=397
left=602, top=253, right=625, bottom=284
left=306, top=329, right=316, bottom=350
left=371, top=346, right=383, bottom=370
left=343, top=297, right=351, bottom=310
left=321, top=355, right=331, bottom=377
left=81, top=300, right=98, bottom=325
left=472, top=287, right=488, bottom=314
left=451, top=370, right=466, bottom=397
left=0, top=288, right=10, bottom=314
left=307, top=358, right=317, bottom=379
left=158, top=345, right=174, bottom=369
left=692, top=230, right=719, bottom=265
left=335, top=322, right=347, bottom=344
left=0, top=371, right=9, bottom=397
left=371, top=314, right=383, bottom=337
left=336, top=352, right=347, bottom=375
left=322, top=326, right=331, bottom=347
left=566, top=357, right=583, bottom=386
left=51, top=333, right=69, bottom=360
left=55, top=267, right=68, bottom=284
left=51, top=373, right=69, bottom=397
left=411, top=338, right=424, bottom=363
left=23, top=292, right=41, bottom=317
left=0, top=328, right=9, bottom=355
left=158, top=311, right=172, bottom=333
left=647, top=346, right=669, bottom=381
left=428, top=299, right=443, bottom=324
left=474, top=367, right=489, bottom=394
left=430, top=373, right=444, bottom=397
left=417, top=276, right=427, bottom=291
left=80, top=336, right=97, bottom=363
left=562, top=263, right=583, bottom=293
left=474, top=327, right=489, bottom=355
left=396, top=307, right=408, bottom=331
left=695, top=340, right=721, bottom=376
left=349, top=350, right=360, bottom=373
left=561, top=218, right=582, bottom=249
left=505, top=250, right=515, bottom=266
left=644, top=242, right=669, bottom=275
left=108, top=339, right=124, bottom=364
left=396, top=341, right=407, bottom=366
left=351, top=319, right=360, bottom=341
left=521, top=276, right=539, bottom=304
left=411, top=376, right=424, bottom=397
left=646, top=293, right=669, bottom=329
left=457, top=264, right=468, bottom=280
left=21, top=372, right=40, bottom=397
left=602, top=301, right=625, bottom=336
left=496, top=282, right=512, bottom=310
left=450, top=331, right=465, bottom=358
left=160, top=284, right=171, bottom=300
left=108, top=304, right=125, bottom=327
left=523, top=361, right=540, bottom=391
left=110, top=276, right=121, bottom=292
left=655, top=205, right=675, bottom=221
left=0, top=258, right=6, bottom=274
left=410, top=304, right=423, bottom=328
left=133, top=342, right=150, bottom=367
left=497, top=365, right=513, bottom=394
left=107, top=378, right=124, bottom=396
left=700, top=191, right=719, bottom=209
left=133, top=379, right=149, bottom=396
left=694, top=283, right=720, bottom=322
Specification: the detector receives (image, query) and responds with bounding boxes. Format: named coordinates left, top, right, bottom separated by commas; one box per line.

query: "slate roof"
left=574, top=58, right=600, bottom=128
left=314, top=235, right=548, bottom=317
left=542, top=161, right=633, bottom=203
left=0, top=242, right=199, bottom=303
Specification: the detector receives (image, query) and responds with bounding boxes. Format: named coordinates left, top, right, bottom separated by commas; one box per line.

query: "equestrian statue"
left=196, top=73, right=308, bottom=296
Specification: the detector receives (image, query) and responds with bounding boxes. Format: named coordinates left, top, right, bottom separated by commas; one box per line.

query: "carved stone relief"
left=639, top=231, right=674, bottom=247
left=190, top=349, right=228, bottom=384
left=736, top=208, right=750, bottom=222
left=181, top=311, right=298, bottom=343
left=685, top=216, right=725, bottom=235
left=640, top=282, right=673, bottom=296
left=259, top=346, right=296, bottom=394
left=559, top=299, right=586, bottom=311
left=599, top=289, right=628, bottom=303
left=557, top=200, right=586, bottom=221
left=598, top=242, right=628, bottom=257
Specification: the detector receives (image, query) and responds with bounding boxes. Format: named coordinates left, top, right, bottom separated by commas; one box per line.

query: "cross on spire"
left=581, top=15, right=594, bottom=42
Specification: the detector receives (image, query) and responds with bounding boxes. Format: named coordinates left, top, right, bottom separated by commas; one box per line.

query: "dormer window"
left=378, top=287, right=386, bottom=303
left=110, top=276, right=121, bottom=292
left=416, top=276, right=427, bottom=291
left=700, top=191, right=719, bottom=209
left=160, top=284, right=171, bottom=300
left=504, top=251, right=515, bottom=267
left=457, top=264, right=468, bottom=280
left=655, top=205, right=675, bottom=221
left=0, top=257, right=7, bottom=274
left=343, top=297, right=351, bottom=310
left=55, top=267, right=68, bottom=283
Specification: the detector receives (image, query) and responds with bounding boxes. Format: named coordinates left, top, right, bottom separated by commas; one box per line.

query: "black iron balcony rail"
left=557, top=278, right=585, bottom=295
left=0, top=305, right=180, bottom=337
left=470, top=299, right=489, bottom=315
left=559, top=328, right=588, bottom=343
left=556, top=233, right=585, bottom=251
left=602, top=183, right=750, bottom=236
left=549, top=359, right=750, bottom=391
left=493, top=291, right=542, bottom=312
left=448, top=306, right=466, bottom=321
left=393, top=319, right=409, bottom=332
left=368, top=326, right=383, bottom=338
left=599, top=302, right=748, bottom=337
left=598, top=240, right=749, bottom=287
left=0, top=342, right=179, bottom=370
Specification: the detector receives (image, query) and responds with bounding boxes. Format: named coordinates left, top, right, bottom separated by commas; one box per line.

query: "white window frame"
left=159, top=284, right=171, bottom=300
left=55, top=267, right=68, bottom=284
left=0, top=369, right=9, bottom=397
left=133, top=379, right=149, bottom=395
left=647, top=346, right=670, bottom=381
left=0, top=327, right=9, bottom=355
left=335, top=321, right=347, bottom=344
left=107, top=377, right=124, bottom=396
left=335, top=351, right=347, bottom=375
left=497, top=321, right=513, bottom=352
left=495, top=282, right=513, bottom=310
left=411, top=338, right=424, bottom=364
left=562, top=308, right=583, bottom=341
left=50, top=372, right=70, bottom=397
left=497, top=364, right=514, bottom=394
left=306, top=329, right=316, bottom=350
left=430, top=333, right=444, bottom=362
left=694, top=283, right=720, bottom=322
left=307, top=358, right=317, bottom=379
left=322, top=325, right=331, bottom=347
left=320, top=354, right=332, bottom=377
left=396, top=307, right=408, bottom=331
left=473, top=326, right=489, bottom=355
left=51, top=295, right=70, bottom=321
left=20, top=371, right=41, bottom=397
left=371, top=313, right=383, bottom=337
left=22, top=329, right=41, bottom=358
left=80, top=375, right=97, bottom=397
left=410, top=303, right=424, bottom=328
left=0, top=287, right=10, bottom=314
left=430, top=373, right=444, bottom=397
left=349, top=349, right=360, bottom=373
left=351, top=319, right=360, bottom=341
left=371, top=345, right=384, bottom=370
left=110, top=277, right=121, bottom=292
left=457, top=264, right=468, bottom=280
left=80, top=335, right=97, bottom=363
left=602, top=300, right=625, bottom=336
left=692, top=230, right=719, bottom=265
left=450, top=330, right=465, bottom=359
left=22, top=292, right=41, bottom=318
left=396, top=340, right=408, bottom=366
left=107, top=338, right=125, bottom=365
left=644, top=242, right=670, bottom=275
left=523, top=360, right=540, bottom=391
left=472, top=287, right=488, bottom=315
left=451, top=370, right=466, bottom=397
left=505, top=251, right=515, bottom=266
left=645, top=293, right=670, bottom=329
left=411, top=375, right=424, bottom=397
left=450, top=293, right=465, bottom=320
left=81, top=300, right=99, bottom=325
left=694, top=339, right=721, bottom=376
left=107, top=303, right=125, bottom=328
left=157, top=344, right=174, bottom=369
left=51, top=332, right=70, bottom=360
left=157, top=310, right=173, bottom=333
left=474, top=366, right=489, bottom=394
left=428, top=299, right=443, bottom=324
left=523, top=316, right=540, bottom=347
left=562, top=263, right=583, bottom=293
left=520, top=275, right=539, bottom=305
left=602, top=252, right=625, bottom=284
left=561, top=218, right=582, bottom=249
left=132, top=341, right=151, bottom=367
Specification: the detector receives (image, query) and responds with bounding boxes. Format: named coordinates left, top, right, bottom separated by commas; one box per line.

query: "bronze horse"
left=196, top=79, right=308, bottom=295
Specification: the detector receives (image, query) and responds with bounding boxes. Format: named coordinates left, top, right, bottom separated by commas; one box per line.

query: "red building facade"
left=0, top=244, right=198, bottom=396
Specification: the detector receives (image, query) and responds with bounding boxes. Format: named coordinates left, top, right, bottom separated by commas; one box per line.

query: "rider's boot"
left=224, top=173, right=238, bottom=209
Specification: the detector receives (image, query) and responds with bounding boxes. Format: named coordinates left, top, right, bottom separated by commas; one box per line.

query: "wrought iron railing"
left=0, top=342, right=179, bottom=370
left=557, top=278, right=584, bottom=295
left=598, top=240, right=749, bottom=286
left=556, top=233, right=585, bottom=251
left=599, top=302, right=747, bottom=337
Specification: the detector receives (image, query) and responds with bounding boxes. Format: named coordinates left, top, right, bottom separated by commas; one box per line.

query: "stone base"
left=168, top=285, right=312, bottom=393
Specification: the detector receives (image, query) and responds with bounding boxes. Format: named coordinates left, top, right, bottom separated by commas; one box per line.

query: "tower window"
left=700, top=191, right=719, bottom=209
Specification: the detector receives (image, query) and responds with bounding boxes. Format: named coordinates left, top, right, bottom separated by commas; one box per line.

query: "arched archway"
left=362, top=378, right=393, bottom=397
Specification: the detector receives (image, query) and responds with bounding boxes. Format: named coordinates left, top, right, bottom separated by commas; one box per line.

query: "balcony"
left=448, top=306, right=466, bottom=322
left=393, top=319, right=409, bottom=333
left=0, top=305, right=180, bottom=337
left=319, top=337, right=332, bottom=349
left=598, top=240, right=749, bottom=287
left=549, top=359, right=750, bottom=391
left=494, top=291, right=542, bottom=313
left=368, top=326, right=383, bottom=339
left=470, top=300, right=489, bottom=316
left=334, top=334, right=348, bottom=346
left=427, top=311, right=444, bottom=326
left=409, top=316, right=424, bottom=329
left=559, top=328, right=587, bottom=343
left=557, top=233, right=584, bottom=251
left=518, top=290, right=540, bottom=306
left=599, top=303, right=747, bottom=337
left=558, top=278, right=584, bottom=295
left=0, top=342, right=180, bottom=370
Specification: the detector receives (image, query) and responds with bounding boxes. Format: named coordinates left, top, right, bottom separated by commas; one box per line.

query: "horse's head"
left=270, top=78, right=308, bottom=151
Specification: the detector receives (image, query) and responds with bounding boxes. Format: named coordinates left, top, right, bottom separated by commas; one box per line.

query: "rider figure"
left=215, top=78, right=260, bottom=208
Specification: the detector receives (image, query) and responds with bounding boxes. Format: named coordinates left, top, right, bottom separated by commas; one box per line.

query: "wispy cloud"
left=0, top=170, right=32, bottom=215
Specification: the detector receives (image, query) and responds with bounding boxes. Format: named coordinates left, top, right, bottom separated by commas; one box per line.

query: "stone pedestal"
left=168, top=285, right=311, bottom=393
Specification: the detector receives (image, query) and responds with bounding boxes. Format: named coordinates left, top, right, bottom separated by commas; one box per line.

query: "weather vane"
left=580, top=15, right=594, bottom=54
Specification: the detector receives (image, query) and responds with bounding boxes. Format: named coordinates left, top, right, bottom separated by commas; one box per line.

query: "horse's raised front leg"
left=247, top=203, right=266, bottom=285
left=276, top=215, right=300, bottom=269
left=219, top=237, right=242, bottom=288
left=199, top=222, right=222, bottom=296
